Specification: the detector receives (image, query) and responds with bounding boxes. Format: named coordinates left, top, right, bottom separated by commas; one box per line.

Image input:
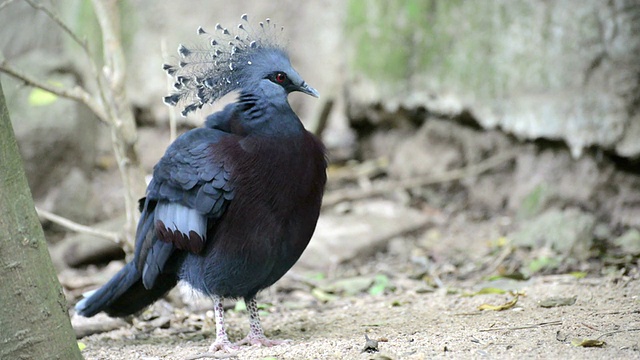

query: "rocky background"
left=1, top=1, right=639, bottom=358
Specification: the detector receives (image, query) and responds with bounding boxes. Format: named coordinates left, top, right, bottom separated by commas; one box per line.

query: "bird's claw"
left=208, top=338, right=240, bottom=353
left=234, top=334, right=290, bottom=347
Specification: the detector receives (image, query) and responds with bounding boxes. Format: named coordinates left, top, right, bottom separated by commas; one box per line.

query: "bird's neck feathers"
left=235, top=83, right=305, bottom=138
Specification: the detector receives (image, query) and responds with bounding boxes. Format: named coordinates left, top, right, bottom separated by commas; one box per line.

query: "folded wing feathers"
left=155, top=201, right=207, bottom=242
left=142, top=240, right=174, bottom=288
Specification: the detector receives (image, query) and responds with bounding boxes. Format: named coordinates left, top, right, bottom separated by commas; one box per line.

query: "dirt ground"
left=73, top=215, right=640, bottom=360
left=63, top=121, right=640, bottom=360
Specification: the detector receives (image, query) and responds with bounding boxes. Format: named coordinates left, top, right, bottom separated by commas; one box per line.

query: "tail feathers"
left=96, top=272, right=178, bottom=317
left=76, top=261, right=179, bottom=318
left=75, top=262, right=141, bottom=317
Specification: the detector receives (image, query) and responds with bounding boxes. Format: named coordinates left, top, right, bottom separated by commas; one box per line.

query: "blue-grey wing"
left=134, top=126, right=237, bottom=289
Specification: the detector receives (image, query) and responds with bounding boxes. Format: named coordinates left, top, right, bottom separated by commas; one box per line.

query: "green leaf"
left=323, top=276, right=373, bottom=296
left=569, top=271, right=587, bottom=279
left=486, top=275, right=504, bottom=281
left=489, top=236, right=509, bottom=249
left=308, top=272, right=326, bottom=281
left=369, top=274, right=390, bottom=296
left=77, top=342, right=86, bottom=351
left=28, top=87, right=58, bottom=106
left=527, top=256, right=560, bottom=273
left=518, top=183, right=549, bottom=218
left=311, top=288, right=338, bottom=302
left=234, top=299, right=246, bottom=312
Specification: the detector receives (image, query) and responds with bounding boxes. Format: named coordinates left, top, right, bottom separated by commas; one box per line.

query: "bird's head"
left=255, top=50, right=319, bottom=98
left=163, top=15, right=318, bottom=116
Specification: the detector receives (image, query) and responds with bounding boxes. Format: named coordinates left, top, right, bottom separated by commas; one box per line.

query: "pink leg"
left=208, top=295, right=240, bottom=352
left=234, top=297, right=289, bottom=347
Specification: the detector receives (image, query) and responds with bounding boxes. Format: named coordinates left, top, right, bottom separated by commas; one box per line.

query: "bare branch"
left=161, top=38, right=178, bottom=141
left=322, top=150, right=518, bottom=208
left=91, top=0, right=145, bottom=248
left=23, top=0, right=88, bottom=52
left=0, top=60, right=109, bottom=122
left=92, top=0, right=127, bottom=99
left=0, top=0, right=16, bottom=11
left=3, top=0, right=144, bottom=250
left=310, top=96, right=334, bottom=136
left=72, top=316, right=128, bottom=339
left=36, top=207, right=122, bottom=245
left=22, top=0, right=110, bottom=127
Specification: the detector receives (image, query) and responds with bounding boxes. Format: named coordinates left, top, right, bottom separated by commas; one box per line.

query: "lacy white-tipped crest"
left=163, top=14, right=287, bottom=116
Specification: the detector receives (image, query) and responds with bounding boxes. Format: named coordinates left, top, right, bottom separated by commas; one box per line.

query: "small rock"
left=613, top=229, right=640, bottom=255
left=49, top=217, right=125, bottom=270
left=362, top=333, right=379, bottom=353
left=322, top=276, right=374, bottom=296
left=298, top=200, right=430, bottom=269
left=389, top=120, right=462, bottom=179
left=72, top=313, right=128, bottom=338
left=539, top=295, right=577, bottom=308
left=6, top=49, right=99, bottom=198
left=511, top=208, right=595, bottom=260
left=43, top=167, right=98, bottom=229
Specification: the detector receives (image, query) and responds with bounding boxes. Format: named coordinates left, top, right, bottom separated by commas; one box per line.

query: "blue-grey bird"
left=75, top=15, right=327, bottom=352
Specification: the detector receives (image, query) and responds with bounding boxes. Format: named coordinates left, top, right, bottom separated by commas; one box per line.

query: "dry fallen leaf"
left=478, top=295, right=519, bottom=311
left=571, top=338, right=606, bottom=347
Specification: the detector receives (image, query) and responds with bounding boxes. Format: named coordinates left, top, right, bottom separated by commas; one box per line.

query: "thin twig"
left=482, top=245, right=514, bottom=277
left=92, top=0, right=128, bottom=101
left=24, top=0, right=88, bottom=51
left=31, top=0, right=112, bottom=124
left=36, top=207, right=121, bottom=244
left=19, top=0, right=109, bottom=126
left=2, top=0, right=142, bottom=250
left=0, top=0, right=16, bottom=11
left=596, top=328, right=640, bottom=340
left=322, top=150, right=518, bottom=208
left=478, top=320, right=563, bottom=332
left=183, top=352, right=238, bottom=360
left=91, top=0, right=145, bottom=248
left=595, top=309, right=640, bottom=316
left=310, top=96, right=334, bottom=136
left=21, top=0, right=104, bottom=78
left=0, top=60, right=108, bottom=122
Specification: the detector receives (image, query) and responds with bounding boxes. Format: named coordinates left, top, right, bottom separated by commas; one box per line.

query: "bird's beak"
left=298, top=82, right=320, bottom=98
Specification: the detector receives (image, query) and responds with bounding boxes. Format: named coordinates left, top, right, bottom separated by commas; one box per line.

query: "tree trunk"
left=0, top=80, right=83, bottom=359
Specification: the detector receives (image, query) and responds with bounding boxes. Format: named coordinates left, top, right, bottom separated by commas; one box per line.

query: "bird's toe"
left=235, top=335, right=290, bottom=347
left=208, top=338, right=240, bottom=353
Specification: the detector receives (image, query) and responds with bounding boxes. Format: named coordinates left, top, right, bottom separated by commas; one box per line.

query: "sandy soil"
left=77, top=252, right=639, bottom=360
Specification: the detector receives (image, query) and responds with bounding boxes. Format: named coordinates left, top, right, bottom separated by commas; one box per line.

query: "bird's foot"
left=234, top=334, right=290, bottom=347
left=208, top=338, right=240, bottom=353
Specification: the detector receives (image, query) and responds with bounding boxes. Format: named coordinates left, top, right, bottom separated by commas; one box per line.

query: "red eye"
left=275, top=72, right=287, bottom=83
